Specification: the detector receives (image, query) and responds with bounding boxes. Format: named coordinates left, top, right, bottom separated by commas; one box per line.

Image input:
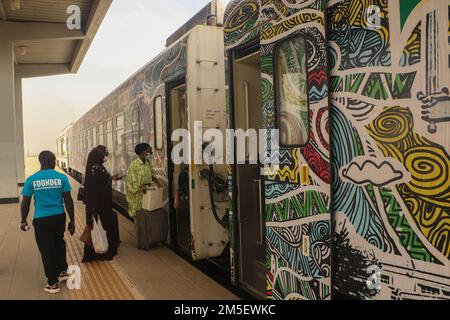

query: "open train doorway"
left=167, top=80, right=192, bottom=257
left=231, top=44, right=266, bottom=298
left=164, top=24, right=230, bottom=290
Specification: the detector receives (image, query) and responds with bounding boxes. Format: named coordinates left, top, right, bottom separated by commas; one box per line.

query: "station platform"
left=0, top=158, right=239, bottom=300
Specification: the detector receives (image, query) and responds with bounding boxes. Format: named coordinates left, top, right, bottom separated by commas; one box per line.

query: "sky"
left=22, top=0, right=216, bottom=155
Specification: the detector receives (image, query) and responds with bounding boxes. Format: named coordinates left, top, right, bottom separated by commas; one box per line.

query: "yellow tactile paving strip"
left=65, top=209, right=144, bottom=300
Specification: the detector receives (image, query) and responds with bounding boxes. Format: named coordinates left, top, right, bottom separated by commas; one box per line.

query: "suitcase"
left=135, top=209, right=168, bottom=250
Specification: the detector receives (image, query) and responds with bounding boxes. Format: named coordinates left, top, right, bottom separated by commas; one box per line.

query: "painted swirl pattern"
left=368, top=107, right=450, bottom=258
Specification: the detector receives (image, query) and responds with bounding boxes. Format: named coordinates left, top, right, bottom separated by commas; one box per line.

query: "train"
left=56, top=0, right=450, bottom=300
left=56, top=124, right=71, bottom=173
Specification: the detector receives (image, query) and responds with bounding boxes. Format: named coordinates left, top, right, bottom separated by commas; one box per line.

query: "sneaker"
left=44, top=284, right=61, bottom=294
left=58, top=271, right=69, bottom=282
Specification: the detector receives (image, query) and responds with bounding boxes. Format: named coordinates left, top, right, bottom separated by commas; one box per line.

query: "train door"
left=226, top=1, right=331, bottom=300
left=231, top=44, right=266, bottom=298
left=263, top=9, right=331, bottom=301
left=167, top=80, right=191, bottom=256
left=167, top=26, right=229, bottom=263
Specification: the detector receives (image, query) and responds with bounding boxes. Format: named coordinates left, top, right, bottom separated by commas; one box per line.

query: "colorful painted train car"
left=224, top=0, right=449, bottom=300
left=58, top=0, right=450, bottom=300
left=63, top=1, right=230, bottom=262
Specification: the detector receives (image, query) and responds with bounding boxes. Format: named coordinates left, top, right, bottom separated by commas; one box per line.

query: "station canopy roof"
left=0, top=0, right=112, bottom=74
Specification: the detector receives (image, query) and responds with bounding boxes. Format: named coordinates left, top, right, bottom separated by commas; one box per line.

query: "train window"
left=116, top=113, right=124, bottom=128
left=61, top=139, right=65, bottom=155
left=89, top=128, right=94, bottom=150
left=420, top=285, right=440, bottom=296
left=85, top=130, right=89, bottom=152
left=132, top=105, right=139, bottom=125
left=107, top=133, right=113, bottom=150
left=116, top=129, right=124, bottom=148
left=154, top=96, right=163, bottom=150
left=116, top=114, right=124, bottom=148
left=381, top=275, right=391, bottom=285
left=106, top=119, right=113, bottom=151
left=97, top=123, right=104, bottom=146
left=81, top=132, right=84, bottom=151
left=92, top=126, right=97, bottom=147
left=275, top=35, right=309, bottom=147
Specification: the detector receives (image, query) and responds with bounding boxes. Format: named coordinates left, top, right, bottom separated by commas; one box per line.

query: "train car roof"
left=68, top=1, right=227, bottom=130
left=57, top=123, right=73, bottom=136
left=71, top=29, right=192, bottom=128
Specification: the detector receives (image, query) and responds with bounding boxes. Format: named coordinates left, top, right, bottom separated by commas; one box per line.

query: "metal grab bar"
left=244, top=80, right=250, bottom=160
left=255, top=178, right=264, bottom=245
left=197, top=87, right=219, bottom=92
left=196, top=59, right=218, bottom=65
left=244, top=80, right=250, bottom=131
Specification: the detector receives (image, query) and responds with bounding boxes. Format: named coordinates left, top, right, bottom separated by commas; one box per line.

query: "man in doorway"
left=20, top=151, right=76, bottom=294
left=125, top=143, right=161, bottom=219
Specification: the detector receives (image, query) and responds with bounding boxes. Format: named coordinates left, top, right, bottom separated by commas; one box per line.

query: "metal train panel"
left=186, top=25, right=229, bottom=261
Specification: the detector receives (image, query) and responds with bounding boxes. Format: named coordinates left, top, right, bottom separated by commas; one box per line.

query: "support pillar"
left=14, top=74, right=25, bottom=186
left=0, top=38, right=19, bottom=203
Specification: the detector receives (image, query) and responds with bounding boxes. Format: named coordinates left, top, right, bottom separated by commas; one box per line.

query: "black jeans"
left=33, top=214, right=68, bottom=286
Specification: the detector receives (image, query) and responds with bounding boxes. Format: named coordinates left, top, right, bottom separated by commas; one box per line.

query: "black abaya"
left=82, top=147, right=119, bottom=262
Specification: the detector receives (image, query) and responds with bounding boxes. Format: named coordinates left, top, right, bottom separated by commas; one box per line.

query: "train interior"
left=167, top=82, right=192, bottom=257
left=232, top=46, right=266, bottom=298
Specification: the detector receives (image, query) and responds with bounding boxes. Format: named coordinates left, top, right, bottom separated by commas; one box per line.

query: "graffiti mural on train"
left=68, top=38, right=188, bottom=198
left=224, top=0, right=449, bottom=300
left=225, top=0, right=332, bottom=300
left=328, top=0, right=450, bottom=300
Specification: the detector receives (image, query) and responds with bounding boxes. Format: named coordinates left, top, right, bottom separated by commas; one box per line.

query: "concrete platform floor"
left=0, top=158, right=239, bottom=300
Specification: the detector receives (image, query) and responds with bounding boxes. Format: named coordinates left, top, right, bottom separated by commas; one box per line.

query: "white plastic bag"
left=91, top=216, right=109, bottom=254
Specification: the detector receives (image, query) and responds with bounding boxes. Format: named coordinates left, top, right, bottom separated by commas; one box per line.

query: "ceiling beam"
left=15, top=63, right=71, bottom=78
left=71, top=0, right=112, bottom=73
left=0, top=0, right=6, bottom=21
left=0, top=21, right=85, bottom=41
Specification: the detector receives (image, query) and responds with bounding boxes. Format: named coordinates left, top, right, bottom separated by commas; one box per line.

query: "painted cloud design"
left=341, top=157, right=410, bottom=187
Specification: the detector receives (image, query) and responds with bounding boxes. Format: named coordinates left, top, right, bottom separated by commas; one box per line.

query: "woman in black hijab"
left=82, top=145, right=119, bottom=262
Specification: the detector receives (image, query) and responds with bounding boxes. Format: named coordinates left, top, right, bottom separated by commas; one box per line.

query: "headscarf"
left=86, top=145, right=108, bottom=168
left=84, top=145, right=109, bottom=206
